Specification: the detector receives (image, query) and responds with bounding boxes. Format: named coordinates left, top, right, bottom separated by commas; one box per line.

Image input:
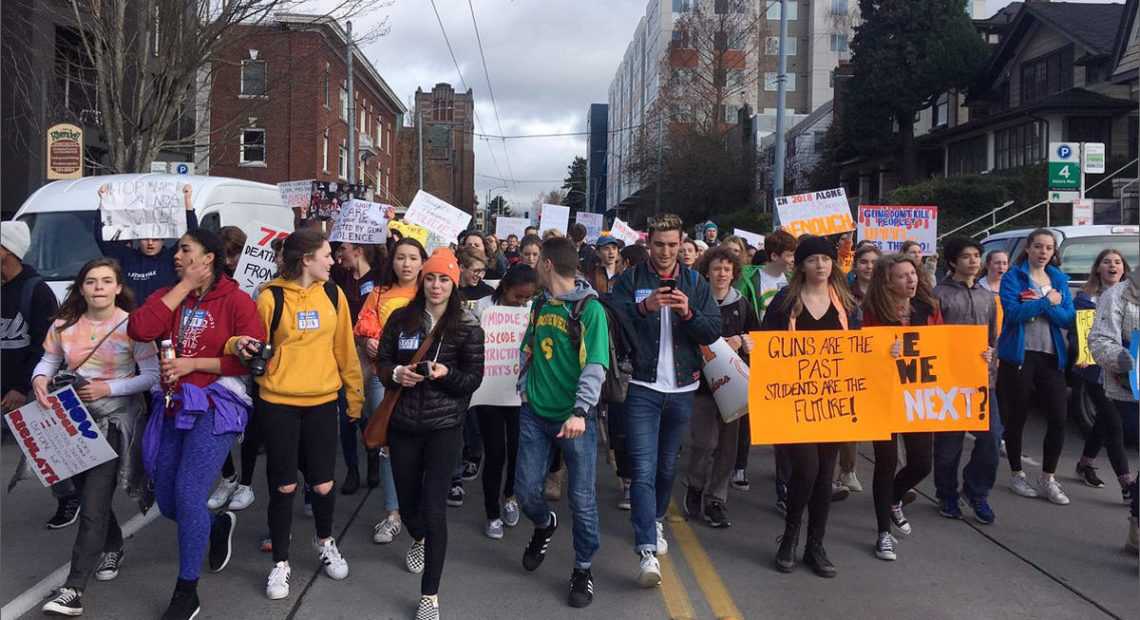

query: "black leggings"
left=220, top=405, right=262, bottom=486
left=475, top=406, right=519, bottom=520
left=785, top=443, right=839, bottom=537
left=997, top=352, right=1068, bottom=473
left=389, top=424, right=463, bottom=596
left=1081, top=380, right=1131, bottom=479
left=872, top=433, right=933, bottom=533
left=259, top=399, right=339, bottom=563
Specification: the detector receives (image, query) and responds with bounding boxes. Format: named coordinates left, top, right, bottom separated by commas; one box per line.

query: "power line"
left=467, top=0, right=518, bottom=199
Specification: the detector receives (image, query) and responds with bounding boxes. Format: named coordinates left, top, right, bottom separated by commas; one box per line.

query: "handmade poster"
left=733, top=228, right=765, bottom=250
left=389, top=220, right=429, bottom=248
left=278, top=180, right=314, bottom=214
left=405, top=190, right=471, bottom=243
left=749, top=330, right=892, bottom=444
left=99, top=180, right=187, bottom=240
left=775, top=187, right=855, bottom=237
left=1074, top=309, right=1096, bottom=367
left=701, top=338, right=751, bottom=423
left=864, top=325, right=991, bottom=433
left=576, top=212, right=604, bottom=244
left=539, top=204, right=570, bottom=237
left=309, top=181, right=368, bottom=222
left=233, top=221, right=290, bottom=299
left=857, top=206, right=939, bottom=254
left=610, top=218, right=640, bottom=246
left=495, top=217, right=530, bottom=242
left=330, top=199, right=391, bottom=245
left=3, top=386, right=117, bottom=487
left=469, top=306, right=529, bottom=407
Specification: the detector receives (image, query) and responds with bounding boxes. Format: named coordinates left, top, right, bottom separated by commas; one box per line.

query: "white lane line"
left=2, top=508, right=161, bottom=619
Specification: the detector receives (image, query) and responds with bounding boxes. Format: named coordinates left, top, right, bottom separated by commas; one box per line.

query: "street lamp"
left=484, top=183, right=508, bottom=234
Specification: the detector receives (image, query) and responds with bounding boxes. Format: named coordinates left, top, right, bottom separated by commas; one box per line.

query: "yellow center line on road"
left=657, top=547, right=698, bottom=620
left=666, top=499, right=744, bottom=620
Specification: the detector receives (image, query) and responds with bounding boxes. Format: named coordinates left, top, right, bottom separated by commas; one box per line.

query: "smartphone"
left=412, top=360, right=434, bottom=375
left=659, top=278, right=677, bottom=293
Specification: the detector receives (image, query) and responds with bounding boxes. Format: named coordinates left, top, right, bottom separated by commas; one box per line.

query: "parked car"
left=980, top=225, right=1140, bottom=439
left=14, top=174, right=294, bottom=300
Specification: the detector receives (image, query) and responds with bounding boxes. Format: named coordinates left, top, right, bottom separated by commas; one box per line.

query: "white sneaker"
left=1037, top=476, right=1070, bottom=505
left=637, top=550, right=661, bottom=588
left=372, top=516, right=402, bottom=544
left=207, top=477, right=238, bottom=510
left=1010, top=472, right=1038, bottom=498
left=485, top=518, right=504, bottom=539
left=228, top=485, right=255, bottom=511
left=655, top=521, right=669, bottom=555
left=315, top=537, right=349, bottom=580
left=266, top=561, right=290, bottom=599
left=840, top=470, right=862, bottom=492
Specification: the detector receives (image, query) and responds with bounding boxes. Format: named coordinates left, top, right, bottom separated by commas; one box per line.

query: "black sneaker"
left=730, top=468, right=750, bottom=491
left=208, top=511, right=236, bottom=572
left=41, top=587, right=82, bottom=616
left=684, top=486, right=702, bottom=518
left=1075, top=462, right=1105, bottom=488
left=46, top=496, right=81, bottom=529
left=160, top=586, right=200, bottom=620
left=703, top=502, right=731, bottom=528
left=446, top=483, right=465, bottom=507
left=568, top=568, right=594, bottom=608
left=522, top=511, right=558, bottom=571
left=94, top=550, right=123, bottom=581
left=461, top=459, right=481, bottom=481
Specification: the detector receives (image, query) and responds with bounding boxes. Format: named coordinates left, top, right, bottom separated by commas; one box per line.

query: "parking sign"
left=1048, top=142, right=1080, bottom=191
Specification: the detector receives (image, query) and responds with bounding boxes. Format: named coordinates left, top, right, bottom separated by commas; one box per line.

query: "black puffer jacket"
left=376, top=306, right=485, bottom=434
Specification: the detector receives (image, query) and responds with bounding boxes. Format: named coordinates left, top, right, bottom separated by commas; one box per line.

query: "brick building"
left=206, top=14, right=405, bottom=205
left=413, top=83, right=476, bottom=215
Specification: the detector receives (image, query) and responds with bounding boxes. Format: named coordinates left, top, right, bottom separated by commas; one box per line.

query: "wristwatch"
left=572, top=407, right=590, bottom=420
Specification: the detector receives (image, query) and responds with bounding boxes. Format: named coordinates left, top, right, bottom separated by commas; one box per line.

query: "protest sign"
left=278, top=180, right=314, bottom=214
left=1074, top=309, right=1096, bottom=367
left=330, top=199, right=391, bottom=245
left=233, top=221, right=290, bottom=299
left=576, top=212, right=604, bottom=244
left=775, top=187, right=855, bottom=238
left=469, top=306, right=529, bottom=407
left=99, top=179, right=187, bottom=240
left=539, top=204, right=570, bottom=236
left=733, top=228, right=765, bottom=250
left=857, top=206, right=939, bottom=254
left=405, top=190, right=471, bottom=243
left=389, top=220, right=429, bottom=248
left=1131, top=330, right=1139, bottom=401
left=749, top=330, right=892, bottom=444
left=309, top=181, right=368, bottom=222
left=701, top=338, right=751, bottom=423
left=495, top=217, right=530, bottom=241
left=866, top=325, right=991, bottom=433
left=610, top=218, right=640, bottom=246
left=3, top=386, right=118, bottom=487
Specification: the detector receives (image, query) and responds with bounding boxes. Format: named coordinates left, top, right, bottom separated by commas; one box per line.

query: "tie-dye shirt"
left=42, top=308, right=157, bottom=383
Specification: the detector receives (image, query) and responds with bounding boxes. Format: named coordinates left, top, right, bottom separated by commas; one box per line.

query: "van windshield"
left=17, top=212, right=102, bottom=280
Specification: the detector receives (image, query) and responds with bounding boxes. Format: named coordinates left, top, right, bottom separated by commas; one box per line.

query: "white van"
left=13, top=174, right=294, bottom=299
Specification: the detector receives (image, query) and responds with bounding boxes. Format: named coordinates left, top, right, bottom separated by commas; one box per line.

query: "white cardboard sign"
left=233, top=221, right=290, bottom=299
left=539, top=204, right=570, bottom=236
left=330, top=199, right=391, bottom=245
left=99, top=180, right=187, bottom=240
left=277, top=180, right=314, bottom=212
left=495, top=217, right=531, bottom=241
left=610, top=218, right=640, bottom=246
left=4, top=386, right=118, bottom=487
left=733, top=228, right=765, bottom=249
left=404, top=190, right=471, bottom=243
left=576, top=212, right=604, bottom=244
left=469, top=306, right=529, bottom=407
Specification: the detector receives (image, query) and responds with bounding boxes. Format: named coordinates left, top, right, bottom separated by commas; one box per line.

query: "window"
left=240, top=59, right=266, bottom=97
left=377, top=117, right=383, bottom=151
left=764, top=73, right=795, bottom=91
left=766, top=36, right=796, bottom=56
left=323, top=67, right=329, bottom=108
left=240, top=128, right=265, bottom=164
left=813, top=131, right=827, bottom=152
left=994, top=120, right=1046, bottom=170
left=948, top=135, right=987, bottom=175
left=766, top=1, right=797, bottom=21
left=1019, top=47, right=1073, bottom=104
left=934, top=93, right=949, bottom=128
left=1066, top=116, right=1112, bottom=153
left=672, top=0, right=698, bottom=11
left=360, top=108, right=367, bottom=133
left=322, top=130, right=329, bottom=172
left=339, top=84, right=348, bottom=121
left=726, top=69, right=745, bottom=90
left=338, top=144, right=348, bottom=179
left=829, top=34, right=848, bottom=53
left=829, top=69, right=836, bottom=88
left=830, top=0, right=848, bottom=15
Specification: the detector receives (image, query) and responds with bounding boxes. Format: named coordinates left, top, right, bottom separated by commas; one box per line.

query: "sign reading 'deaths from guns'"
left=4, top=386, right=118, bottom=487
left=233, top=221, right=290, bottom=299
left=775, top=187, right=856, bottom=238
left=857, top=206, right=939, bottom=254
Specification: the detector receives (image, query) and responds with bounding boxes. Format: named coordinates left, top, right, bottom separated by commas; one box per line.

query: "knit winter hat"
left=423, top=247, right=460, bottom=283
left=794, top=235, right=837, bottom=265
left=1, top=221, right=30, bottom=260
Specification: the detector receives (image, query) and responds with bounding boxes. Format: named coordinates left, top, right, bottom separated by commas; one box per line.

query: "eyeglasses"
left=466, top=267, right=486, bottom=275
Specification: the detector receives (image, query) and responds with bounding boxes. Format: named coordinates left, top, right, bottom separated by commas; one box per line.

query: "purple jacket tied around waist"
left=142, top=381, right=250, bottom=478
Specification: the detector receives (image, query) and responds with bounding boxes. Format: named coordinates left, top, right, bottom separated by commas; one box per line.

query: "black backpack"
left=267, top=281, right=340, bottom=341
left=529, top=292, right=635, bottom=404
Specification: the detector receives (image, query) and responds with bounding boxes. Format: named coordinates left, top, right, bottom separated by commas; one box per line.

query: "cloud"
left=353, top=0, right=648, bottom=209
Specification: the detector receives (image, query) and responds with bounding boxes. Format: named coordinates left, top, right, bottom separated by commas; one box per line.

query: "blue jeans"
left=363, top=373, right=399, bottom=512
left=515, top=404, right=599, bottom=569
left=625, top=384, right=695, bottom=553
left=933, top=382, right=1004, bottom=503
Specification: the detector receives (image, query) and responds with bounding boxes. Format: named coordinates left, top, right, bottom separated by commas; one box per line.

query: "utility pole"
left=772, top=0, right=789, bottom=226
left=346, top=21, right=355, bottom=185
left=655, top=113, right=663, bottom=215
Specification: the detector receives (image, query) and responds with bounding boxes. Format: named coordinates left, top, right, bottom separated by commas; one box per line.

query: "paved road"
left=3, top=412, right=1137, bottom=619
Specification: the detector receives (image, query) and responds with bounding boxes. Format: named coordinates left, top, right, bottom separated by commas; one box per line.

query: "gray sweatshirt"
left=1089, top=269, right=1140, bottom=402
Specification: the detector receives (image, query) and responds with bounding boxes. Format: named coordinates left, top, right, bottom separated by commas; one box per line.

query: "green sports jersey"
left=522, top=297, right=610, bottom=421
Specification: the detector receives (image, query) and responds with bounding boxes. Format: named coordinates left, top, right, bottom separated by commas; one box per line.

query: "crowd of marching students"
left=0, top=200, right=1136, bottom=620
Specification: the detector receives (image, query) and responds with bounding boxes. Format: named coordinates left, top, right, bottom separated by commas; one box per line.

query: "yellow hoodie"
left=250, top=277, right=364, bottom=416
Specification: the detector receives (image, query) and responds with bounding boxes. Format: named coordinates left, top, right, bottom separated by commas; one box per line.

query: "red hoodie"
left=128, top=275, right=266, bottom=389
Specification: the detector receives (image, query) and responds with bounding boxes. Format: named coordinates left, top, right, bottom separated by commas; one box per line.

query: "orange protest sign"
left=748, top=330, right=893, bottom=444
left=864, top=325, right=992, bottom=433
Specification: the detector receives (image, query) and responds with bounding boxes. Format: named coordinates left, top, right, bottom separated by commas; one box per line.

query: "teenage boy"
left=611, top=214, right=721, bottom=588
left=517, top=237, right=608, bottom=608
left=932, top=236, right=1000, bottom=524
left=732, top=230, right=797, bottom=501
